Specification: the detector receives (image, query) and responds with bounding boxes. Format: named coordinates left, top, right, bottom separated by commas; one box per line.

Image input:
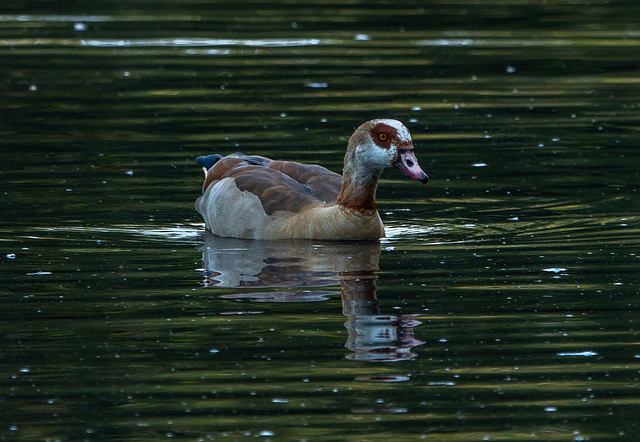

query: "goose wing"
left=201, top=153, right=342, bottom=215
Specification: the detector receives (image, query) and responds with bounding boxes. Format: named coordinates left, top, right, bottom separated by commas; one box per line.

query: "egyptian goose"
left=195, top=119, right=428, bottom=240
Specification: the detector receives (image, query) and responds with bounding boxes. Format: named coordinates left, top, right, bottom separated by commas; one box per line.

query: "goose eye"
left=379, top=133, right=388, bottom=141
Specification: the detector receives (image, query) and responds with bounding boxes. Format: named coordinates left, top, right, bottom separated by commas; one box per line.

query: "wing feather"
left=200, top=154, right=343, bottom=215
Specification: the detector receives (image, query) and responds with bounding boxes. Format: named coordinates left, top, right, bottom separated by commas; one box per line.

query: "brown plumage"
left=202, top=154, right=342, bottom=215
left=195, top=119, right=428, bottom=240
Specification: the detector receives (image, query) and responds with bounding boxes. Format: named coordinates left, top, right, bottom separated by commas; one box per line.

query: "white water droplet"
left=557, top=351, right=598, bottom=357
left=543, top=268, right=566, bottom=273
left=304, top=82, right=328, bottom=88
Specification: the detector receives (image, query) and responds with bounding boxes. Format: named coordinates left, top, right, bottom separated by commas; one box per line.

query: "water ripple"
left=80, top=38, right=325, bottom=48
left=0, top=14, right=200, bottom=22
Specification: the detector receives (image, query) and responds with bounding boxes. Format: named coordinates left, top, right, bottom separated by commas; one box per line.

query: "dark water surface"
left=2, top=1, right=640, bottom=440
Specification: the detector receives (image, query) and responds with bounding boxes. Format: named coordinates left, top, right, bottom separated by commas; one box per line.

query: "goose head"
left=346, top=119, right=429, bottom=184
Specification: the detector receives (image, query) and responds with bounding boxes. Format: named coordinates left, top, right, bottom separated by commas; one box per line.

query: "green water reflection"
left=2, top=0, right=640, bottom=440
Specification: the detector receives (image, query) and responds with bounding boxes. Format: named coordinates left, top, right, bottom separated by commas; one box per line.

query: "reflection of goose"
left=199, top=234, right=423, bottom=361
left=195, top=119, right=428, bottom=240
left=199, top=235, right=380, bottom=288
left=341, top=277, right=424, bottom=362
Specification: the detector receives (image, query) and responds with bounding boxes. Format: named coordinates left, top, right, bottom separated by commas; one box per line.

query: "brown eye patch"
left=370, top=122, right=397, bottom=149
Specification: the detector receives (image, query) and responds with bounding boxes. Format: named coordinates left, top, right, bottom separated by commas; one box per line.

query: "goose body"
left=195, top=119, right=428, bottom=240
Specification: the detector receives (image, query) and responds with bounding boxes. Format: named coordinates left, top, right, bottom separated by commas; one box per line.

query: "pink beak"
left=394, top=149, right=429, bottom=184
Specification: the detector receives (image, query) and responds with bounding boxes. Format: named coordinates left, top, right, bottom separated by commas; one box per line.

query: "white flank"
left=197, top=178, right=281, bottom=239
